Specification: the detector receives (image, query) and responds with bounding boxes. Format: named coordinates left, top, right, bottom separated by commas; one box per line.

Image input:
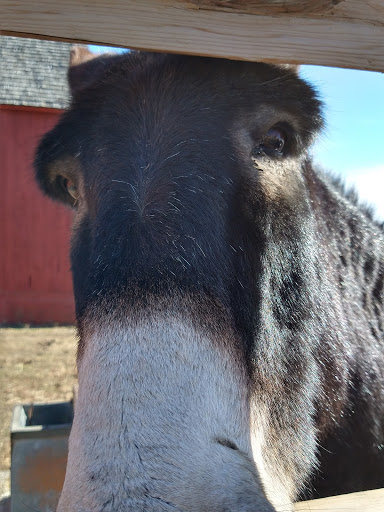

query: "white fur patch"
left=251, top=405, right=294, bottom=511
left=57, top=313, right=276, bottom=511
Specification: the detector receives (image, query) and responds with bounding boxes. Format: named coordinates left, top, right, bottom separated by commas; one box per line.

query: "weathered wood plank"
left=294, top=488, right=384, bottom=512
left=189, top=0, right=338, bottom=15
left=0, top=0, right=383, bottom=71
left=189, top=0, right=383, bottom=18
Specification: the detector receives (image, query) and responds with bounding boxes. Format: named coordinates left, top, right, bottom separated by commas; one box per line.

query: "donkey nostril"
left=216, top=437, right=239, bottom=451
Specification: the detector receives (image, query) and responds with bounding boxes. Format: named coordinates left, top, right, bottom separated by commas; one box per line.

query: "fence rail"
left=1, top=0, right=384, bottom=71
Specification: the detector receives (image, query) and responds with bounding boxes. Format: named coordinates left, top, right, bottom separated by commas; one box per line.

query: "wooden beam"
left=1, top=0, right=383, bottom=71
left=295, top=487, right=384, bottom=511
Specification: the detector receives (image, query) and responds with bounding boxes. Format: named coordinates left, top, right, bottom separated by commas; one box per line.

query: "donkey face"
left=35, top=48, right=322, bottom=511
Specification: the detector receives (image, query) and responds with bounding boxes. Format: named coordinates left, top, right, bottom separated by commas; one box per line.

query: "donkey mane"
left=322, top=170, right=384, bottom=230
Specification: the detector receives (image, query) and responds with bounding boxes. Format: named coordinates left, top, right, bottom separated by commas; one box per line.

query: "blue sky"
left=300, top=66, right=384, bottom=219
left=90, top=46, right=384, bottom=219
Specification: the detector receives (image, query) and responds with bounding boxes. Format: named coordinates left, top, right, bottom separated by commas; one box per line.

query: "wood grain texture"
left=294, top=488, right=384, bottom=512
left=189, top=0, right=340, bottom=15
left=1, top=1, right=383, bottom=70
left=185, top=0, right=384, bottom=21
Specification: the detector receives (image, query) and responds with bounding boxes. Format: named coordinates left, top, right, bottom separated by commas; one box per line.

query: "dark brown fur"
left=35, top=50, right=384, bottom=507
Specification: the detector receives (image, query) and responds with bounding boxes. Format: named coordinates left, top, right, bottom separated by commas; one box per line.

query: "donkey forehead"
left=36, top=54, right=322, bottom=213
left=68, top=55, right=320, bottom=142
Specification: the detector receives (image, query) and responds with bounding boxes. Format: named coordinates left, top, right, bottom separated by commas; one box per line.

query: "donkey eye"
left=262, top=127, right=285, bottom=153
left=252, top=127, right=286, bottom=158
left=65, top=179, right=79, bottom=200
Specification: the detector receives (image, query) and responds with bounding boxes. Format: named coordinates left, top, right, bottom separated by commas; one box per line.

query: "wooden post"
left=295, top=487, right=384, bottom=511
left=1, top=0, right=384, bottom=71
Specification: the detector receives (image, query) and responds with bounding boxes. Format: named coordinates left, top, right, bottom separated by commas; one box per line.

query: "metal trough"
left=10, top=401, right=73, bottom=512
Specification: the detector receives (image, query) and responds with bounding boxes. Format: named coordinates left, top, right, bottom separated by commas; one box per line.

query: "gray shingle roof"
left=1, top=36, right=71, bottom=109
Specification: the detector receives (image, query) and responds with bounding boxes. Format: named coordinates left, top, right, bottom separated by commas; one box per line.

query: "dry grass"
left=0, top=327, right=78, bottom=472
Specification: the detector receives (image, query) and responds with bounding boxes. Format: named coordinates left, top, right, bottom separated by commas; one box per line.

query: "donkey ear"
left=34, top=120, right=80, bottom=207
left=68, top=45, right=110, bottom=94
left=70, top=45, right=96, bottom=67
left=276, top=63, right=300, bottom=74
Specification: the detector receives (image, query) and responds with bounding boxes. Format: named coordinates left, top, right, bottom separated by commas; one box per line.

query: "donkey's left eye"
left=252, top=127, right=286, bottom=158
left=263, top=128, right=285, bottom=153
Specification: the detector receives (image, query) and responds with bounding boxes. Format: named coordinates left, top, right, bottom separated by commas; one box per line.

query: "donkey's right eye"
left=64, top=178, right=79, bottom=200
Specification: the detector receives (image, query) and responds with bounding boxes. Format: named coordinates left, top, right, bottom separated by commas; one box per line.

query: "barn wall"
left=0, top=105, right=75, bottom=324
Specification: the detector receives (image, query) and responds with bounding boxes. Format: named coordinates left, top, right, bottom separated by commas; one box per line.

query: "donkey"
left=34, top=47, right=384, bottom=511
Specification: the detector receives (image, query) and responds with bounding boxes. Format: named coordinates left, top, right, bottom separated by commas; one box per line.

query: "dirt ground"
left=0, top=327, right=78, bottom=479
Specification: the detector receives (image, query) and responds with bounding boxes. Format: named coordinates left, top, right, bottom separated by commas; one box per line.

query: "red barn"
left=0, top=37, right=75, bottom=324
